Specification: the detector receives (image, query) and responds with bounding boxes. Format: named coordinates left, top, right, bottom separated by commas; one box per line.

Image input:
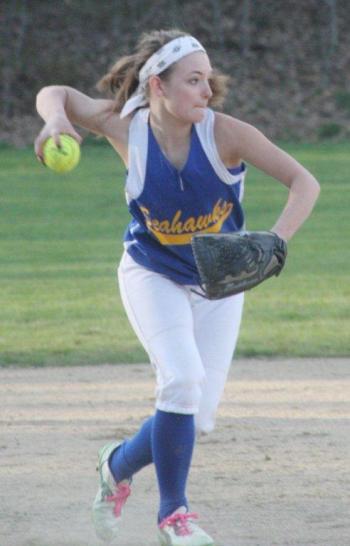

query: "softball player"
left=35, top=29, right=320, bottom=546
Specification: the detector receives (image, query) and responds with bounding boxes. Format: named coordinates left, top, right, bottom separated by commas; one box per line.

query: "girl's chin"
left=183, top=108, right=206, bottom=123
left=169, top=107, right=206, bottom=124
left=191, top=109, right=206, bottom=122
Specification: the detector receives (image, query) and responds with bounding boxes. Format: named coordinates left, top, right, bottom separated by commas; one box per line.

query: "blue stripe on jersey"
left=124, top=122, right=245, bottom=285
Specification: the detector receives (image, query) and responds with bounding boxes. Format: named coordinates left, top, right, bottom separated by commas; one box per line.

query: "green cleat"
left=92, top=442, right=131, bottom=543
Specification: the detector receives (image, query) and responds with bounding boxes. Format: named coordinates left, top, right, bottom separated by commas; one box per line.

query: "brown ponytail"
left=97, top=29, right=229, bottom=112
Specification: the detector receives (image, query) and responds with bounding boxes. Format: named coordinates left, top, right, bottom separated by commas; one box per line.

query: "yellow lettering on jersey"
left=140, top=200, right=233, bottom=245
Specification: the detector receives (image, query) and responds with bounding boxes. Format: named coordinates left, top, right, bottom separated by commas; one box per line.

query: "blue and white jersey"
left=123, top=108, right=246, bottom=285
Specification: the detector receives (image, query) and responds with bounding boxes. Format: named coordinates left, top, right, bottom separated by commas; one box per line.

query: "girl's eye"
left=189, top=78, right=199, bottom=84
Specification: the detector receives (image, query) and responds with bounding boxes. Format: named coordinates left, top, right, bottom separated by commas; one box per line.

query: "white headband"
left=119, top=36, right=206, bottom=119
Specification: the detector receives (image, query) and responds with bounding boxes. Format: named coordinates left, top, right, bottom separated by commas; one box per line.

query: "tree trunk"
left=320, top=0, right=338, bottom=87
left=210, top=0, right=225, bottom=49
left=1, top=0, right=30, bottom=120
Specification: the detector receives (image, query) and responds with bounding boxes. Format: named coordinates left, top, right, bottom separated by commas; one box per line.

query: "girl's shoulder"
left=210, top=110, right=252, bottom=168
left=211, top=110, right=274, bottom=166
left=212, top=110, right=253, bottom=140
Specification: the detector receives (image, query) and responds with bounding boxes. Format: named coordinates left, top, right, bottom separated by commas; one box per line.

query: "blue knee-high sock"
left=152, top=410, right=195, bottom=523
left=109, top=416, right=153, bottom=482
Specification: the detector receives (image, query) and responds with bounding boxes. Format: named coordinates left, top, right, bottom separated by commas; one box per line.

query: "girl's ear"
left=148, top=75, right=166, bottom=98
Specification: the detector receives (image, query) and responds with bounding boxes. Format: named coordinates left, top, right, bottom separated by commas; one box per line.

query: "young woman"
left=35, top=29, right=320, bottom=546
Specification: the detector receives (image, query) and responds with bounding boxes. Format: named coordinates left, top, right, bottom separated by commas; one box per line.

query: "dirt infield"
left=1, top=358, right=349, bottom=546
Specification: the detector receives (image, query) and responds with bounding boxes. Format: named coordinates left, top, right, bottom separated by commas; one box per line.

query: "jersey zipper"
left=178, top=173, right=185, bottom=191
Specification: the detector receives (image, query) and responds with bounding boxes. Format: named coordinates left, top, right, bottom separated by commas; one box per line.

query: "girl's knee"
left=195, top=412, right=216, bottom=435
left=156, top=368, right=206, bottom=414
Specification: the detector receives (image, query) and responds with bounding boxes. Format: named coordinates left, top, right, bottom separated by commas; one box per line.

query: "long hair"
left=97, top=29, right=229, bottom=112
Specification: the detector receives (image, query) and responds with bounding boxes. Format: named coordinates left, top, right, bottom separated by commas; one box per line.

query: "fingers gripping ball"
left=43, top=135, right=81, bottom=173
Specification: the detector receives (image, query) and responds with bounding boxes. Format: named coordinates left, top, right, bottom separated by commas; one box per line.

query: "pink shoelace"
left=106, top=482, right=131, bottom=517
left=159, top=512, right=199, bottom=536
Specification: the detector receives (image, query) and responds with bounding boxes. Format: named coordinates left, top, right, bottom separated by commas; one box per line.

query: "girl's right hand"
left=34, top=115, right=83, bottom=164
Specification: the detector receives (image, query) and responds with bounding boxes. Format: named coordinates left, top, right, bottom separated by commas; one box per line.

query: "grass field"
left=1, top=140, right=349, bottom=366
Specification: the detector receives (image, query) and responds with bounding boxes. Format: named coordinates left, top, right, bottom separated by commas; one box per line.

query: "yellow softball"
left=43, top=134, right=81, bottom=173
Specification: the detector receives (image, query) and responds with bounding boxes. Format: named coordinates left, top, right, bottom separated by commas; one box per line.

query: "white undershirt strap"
left=125, top=109, right=149, bottom=203
left=194, top=109, right=246, bottom=186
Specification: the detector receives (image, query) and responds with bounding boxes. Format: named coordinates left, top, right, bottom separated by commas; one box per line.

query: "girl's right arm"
left=34, top=85, right=129, bottom=162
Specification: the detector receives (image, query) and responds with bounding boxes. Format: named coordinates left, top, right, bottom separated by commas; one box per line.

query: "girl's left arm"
left=217, top=115, right=321, bottom=242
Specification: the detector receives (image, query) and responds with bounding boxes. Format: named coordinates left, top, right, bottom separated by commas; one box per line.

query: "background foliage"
left=1, top=0, right=350, bottom=145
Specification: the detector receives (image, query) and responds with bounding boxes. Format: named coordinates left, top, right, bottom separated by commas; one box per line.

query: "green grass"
left=1, top=141, right=349, bottom=366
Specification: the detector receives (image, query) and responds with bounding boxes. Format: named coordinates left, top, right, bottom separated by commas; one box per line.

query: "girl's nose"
left=202, top=80, right=213, bottom=99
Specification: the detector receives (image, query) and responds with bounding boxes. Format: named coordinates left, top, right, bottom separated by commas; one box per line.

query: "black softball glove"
left=191, top=231, right=287, bottom=300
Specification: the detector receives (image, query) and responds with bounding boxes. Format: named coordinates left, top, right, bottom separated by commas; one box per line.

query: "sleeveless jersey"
left=123, top=107, right=246, bottom=285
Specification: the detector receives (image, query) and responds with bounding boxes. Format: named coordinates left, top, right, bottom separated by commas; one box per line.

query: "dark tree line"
left=1, top=0, right=349, bottom=144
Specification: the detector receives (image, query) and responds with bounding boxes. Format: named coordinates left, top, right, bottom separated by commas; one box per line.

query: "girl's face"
left=157, top=52, right=213, bottom=123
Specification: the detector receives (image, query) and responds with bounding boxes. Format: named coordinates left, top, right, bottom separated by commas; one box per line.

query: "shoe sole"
left=158, top=531, right=215, bottom=546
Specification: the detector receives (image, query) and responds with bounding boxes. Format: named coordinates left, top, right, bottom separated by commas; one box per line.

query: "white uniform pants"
left=118, top=251, right=244, bottom=433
